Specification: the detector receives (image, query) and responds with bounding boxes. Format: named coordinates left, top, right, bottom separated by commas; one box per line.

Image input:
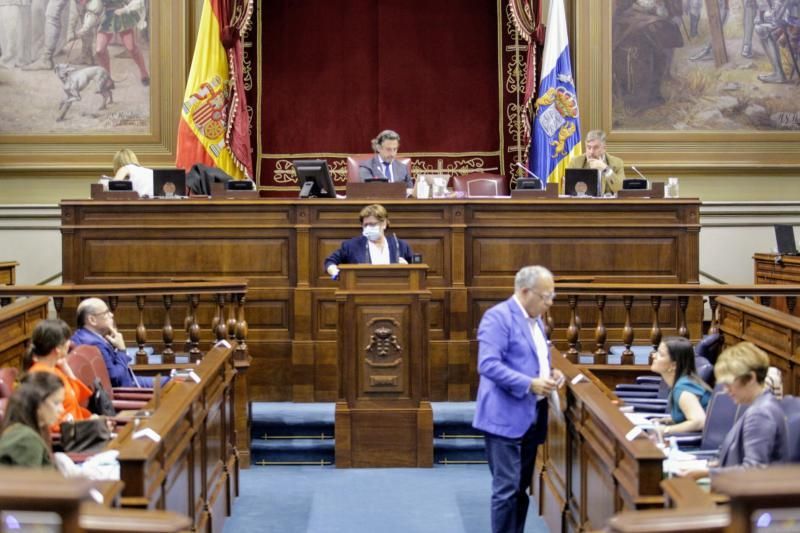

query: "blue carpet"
left=224, top=464, right=549, bottom=533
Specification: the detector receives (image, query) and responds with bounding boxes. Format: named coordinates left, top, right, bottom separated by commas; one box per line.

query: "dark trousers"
left=484, top=399, right=548, bottom=533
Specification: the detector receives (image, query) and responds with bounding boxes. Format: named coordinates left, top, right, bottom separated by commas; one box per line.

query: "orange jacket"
left=28, top=363, right=92, bottom=432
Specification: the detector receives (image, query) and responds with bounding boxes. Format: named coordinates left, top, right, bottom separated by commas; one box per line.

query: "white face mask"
left=362, top=224, right=382, bottom=241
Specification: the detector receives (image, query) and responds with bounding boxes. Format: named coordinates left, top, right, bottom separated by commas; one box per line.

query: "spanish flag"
left=176, top=0, right=253, bottom=180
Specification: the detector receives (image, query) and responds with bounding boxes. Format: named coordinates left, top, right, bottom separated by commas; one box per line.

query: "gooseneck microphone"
left=630, top=166, right=649, bottom=181
left=515, top=163, right=544, bottom=187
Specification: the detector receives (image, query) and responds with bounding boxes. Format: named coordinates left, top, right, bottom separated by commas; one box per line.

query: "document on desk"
left=623, top=412, right=657, bottom=428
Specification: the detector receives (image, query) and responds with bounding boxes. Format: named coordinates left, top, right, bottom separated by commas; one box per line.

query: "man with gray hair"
left=357, top=129, right=412, bottom=187
left=71, top=297, right=157, bottom=387
left=567, top=130, right=626, bottom=195
left=473, top=265, right=565, bottom=533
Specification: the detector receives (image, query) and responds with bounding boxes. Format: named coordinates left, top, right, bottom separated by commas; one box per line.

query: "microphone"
left=630, top=166, right=649, bottom=181
left=515, top=163, right=544, bottom=186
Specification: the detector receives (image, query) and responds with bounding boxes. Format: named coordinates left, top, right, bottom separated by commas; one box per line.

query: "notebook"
left=564, top=168, right=600, bottom=197
left=152, top=168, right=187, bottom=198
left=775, top=225, right=798, bottom=255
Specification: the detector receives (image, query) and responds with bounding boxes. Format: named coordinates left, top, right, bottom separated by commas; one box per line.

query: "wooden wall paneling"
left=0, top=296, right=49, bottom=368
left=61, top=199, right=700, bottom=401
left=754, top=254, right=800, bottom=318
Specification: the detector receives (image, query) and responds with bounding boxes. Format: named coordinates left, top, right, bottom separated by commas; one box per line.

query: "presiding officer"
left=473, top=265, right=565, bottom=533
left=567, top=129, right=625, bottom=195
left=324, top=204, right=414, bottom=280
left=358, top=130, right=413, bottom=187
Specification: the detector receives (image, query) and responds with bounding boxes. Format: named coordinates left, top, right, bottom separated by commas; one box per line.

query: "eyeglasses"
left=92, top=309, right=112, bottom=317
left=535, top=291, right=556, bottom=302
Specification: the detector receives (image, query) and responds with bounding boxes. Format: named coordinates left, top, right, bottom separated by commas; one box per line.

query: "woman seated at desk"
left=0, top=372, right=64, bottom=468
left=324, top=204, right=413, bottom=280
left=106, top=148, right=153, bottom=197
left=650, top=336, right=712, bottom=436
left=681, top=342, right=788, bottom=479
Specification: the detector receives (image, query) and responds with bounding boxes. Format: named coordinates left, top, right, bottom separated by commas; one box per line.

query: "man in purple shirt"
left=473, top=265, right=565, bottom=533
left=71, top=297, right=156, bottom=388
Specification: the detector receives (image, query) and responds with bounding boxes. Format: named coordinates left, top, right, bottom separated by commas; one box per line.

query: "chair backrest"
left=346, top=154, right=412, bottom=183
left=780, top=396, right=800, bottom=462
left=67, top=345, right=112, bottom=398
left=700, top=384, right=743, bottom=450
left=451, top=172, right=509, bottom=197
left=0, top=367, right=17, bottom=399
left=694, top=355, right=714, bottom=385
left=694, top=333, right=723, bottom=365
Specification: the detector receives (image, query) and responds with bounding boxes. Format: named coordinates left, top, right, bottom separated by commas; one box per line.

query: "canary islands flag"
left=529, top=0, right=581, bottom=189
left=176, top=0, right=253, bottom=180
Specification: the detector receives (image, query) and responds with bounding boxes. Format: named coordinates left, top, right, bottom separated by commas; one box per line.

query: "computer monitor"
left=564, top=168, right=600, bottom=197
left=775, top=224, right=798, bottom=255
left=293, top=159, right=336, bottom=198
left=152, top=168, right=187, bottom=198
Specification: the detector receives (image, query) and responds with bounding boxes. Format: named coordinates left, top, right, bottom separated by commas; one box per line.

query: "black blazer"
left=324, top=235, right=413, bottom=270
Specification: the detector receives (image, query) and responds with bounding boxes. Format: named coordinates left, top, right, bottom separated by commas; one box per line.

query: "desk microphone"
left=515, top=163, right=544, bottom=186
left=630, top=166, right=649, bottom=181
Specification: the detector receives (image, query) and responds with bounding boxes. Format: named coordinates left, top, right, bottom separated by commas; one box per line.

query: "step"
left=251, top=402, right=335, bottom=439
left=251, top=438, right=335, bottom=466
left=434, top=437, right=486, bottom=464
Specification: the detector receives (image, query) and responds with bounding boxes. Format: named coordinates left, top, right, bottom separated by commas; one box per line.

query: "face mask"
left=362, top=224, right=382, bottom=241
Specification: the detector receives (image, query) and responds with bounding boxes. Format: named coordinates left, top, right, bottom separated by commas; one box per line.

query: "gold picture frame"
left=0, top=1, right=191, bottom=177
left=573, top=1, right=800, bottom=175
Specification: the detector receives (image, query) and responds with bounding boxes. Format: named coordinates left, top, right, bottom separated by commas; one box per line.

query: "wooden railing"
left=0, top=281, right=249, bottom=365
left=0, top=280, right=253, bottom=468
left=547, top=283, right=800, bottom=364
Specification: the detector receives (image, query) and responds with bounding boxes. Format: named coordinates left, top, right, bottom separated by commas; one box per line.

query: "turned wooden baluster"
left=214, top=293, right=227, bottom=343
left=620, top=295, right=634, bottom=364
left=161, top=295, right=175, bottom=364
left=594, top=295, right=607, bottom=364
left=234, top=293, right=248, bottom=361
left=650, top=296, right=662, bottom=350
left=188, top=294, right=201, bottom=362
left=107, top=296, right=118, bottom=316
left=566, top=295, right=580, bottom=363
left=708, top=296, right=719, bottom=335
left=678, top=295, right=689, bottom=339
left=226, top=293, right=237, bottom=341
left=53, top=297, right=64, bottom=320
left=135, top=295, right=148, bottom=364
left=786, top=296, right=796, bottom=315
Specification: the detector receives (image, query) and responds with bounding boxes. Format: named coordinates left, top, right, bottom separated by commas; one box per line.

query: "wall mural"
left=612, top=0, right=800, bottom=131
left=0, top=0, right=151, bottom=134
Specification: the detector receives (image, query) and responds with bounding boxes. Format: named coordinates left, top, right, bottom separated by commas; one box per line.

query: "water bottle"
left=666, top=177, right=679, bottom=198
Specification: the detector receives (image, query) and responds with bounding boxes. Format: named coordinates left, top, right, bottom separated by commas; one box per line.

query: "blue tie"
left=383, top=162, right=391, bottom=180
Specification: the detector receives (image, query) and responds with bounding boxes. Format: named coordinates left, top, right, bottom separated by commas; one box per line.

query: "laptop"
left=775, top=225, right=798, bottom=255
left=152, top=168, right=187, bottom=198
left=564, top=168, right=600, bottom=197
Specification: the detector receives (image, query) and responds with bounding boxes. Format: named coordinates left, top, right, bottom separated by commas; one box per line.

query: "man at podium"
left=324, top=204, right=414, bottom=279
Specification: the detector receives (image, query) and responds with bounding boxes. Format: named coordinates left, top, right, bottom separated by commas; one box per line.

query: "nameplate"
left=625, top=426, right=645, bottom=441
left=571, top=373, right=589, bottom=385
left=346, top=181, right=407, bottom=200
left=133, top=427, right=162, bottom=442
left=510, top=182, right=559, bottom=198
left=617, top=181, right=665, bottom=198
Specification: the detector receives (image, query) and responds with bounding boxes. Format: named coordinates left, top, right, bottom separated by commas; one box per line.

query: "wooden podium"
left=334, top=264, right=434, bottom=467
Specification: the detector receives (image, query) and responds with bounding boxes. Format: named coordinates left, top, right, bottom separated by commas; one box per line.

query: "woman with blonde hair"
left=110, top=148, right=153, bottom=197
left=681, top=342, right=788, bottom=479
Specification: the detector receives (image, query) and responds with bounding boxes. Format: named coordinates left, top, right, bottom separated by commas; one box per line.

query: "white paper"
left=571, top=373, right=588, bottom=385
left=548, top=388, right=564, bottom=421
left=663, top=458, right=708, bottom=476
left=624, top=412, right=656, bottom=428
left=53, top=450, right=120, bottom=481
left=215, top=339, right=232, bottom=349
left=133, top=427, right=162, bottom=442
left=625, top=426, right=645, bottom=441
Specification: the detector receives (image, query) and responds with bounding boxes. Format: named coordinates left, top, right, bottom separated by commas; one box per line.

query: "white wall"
left=0, top=205, right=62, bottom=285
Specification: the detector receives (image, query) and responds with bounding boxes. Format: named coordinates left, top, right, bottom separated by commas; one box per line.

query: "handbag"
left=59, top=418, right=112, bottom=453
left=87, top=377, right=116, bottom=416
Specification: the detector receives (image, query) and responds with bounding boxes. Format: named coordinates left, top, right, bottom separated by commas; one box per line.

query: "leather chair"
left=346, top=154, right=412, bottom=183
left=0, top=367, right=18, bottom=422
left=780, top=396, right=800, bottom=462
left=451, top=172, right=509, bottom=197
left=67, top=345, right=151, bottom=411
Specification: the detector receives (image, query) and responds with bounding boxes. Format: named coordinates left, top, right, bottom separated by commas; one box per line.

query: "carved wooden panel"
left=357, top=309, right=409, bottom=397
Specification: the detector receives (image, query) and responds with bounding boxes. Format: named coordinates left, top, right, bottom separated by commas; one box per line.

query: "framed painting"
left=574, top=0, right=800, bottom=172
left=0, top=1, right=191, bottom=175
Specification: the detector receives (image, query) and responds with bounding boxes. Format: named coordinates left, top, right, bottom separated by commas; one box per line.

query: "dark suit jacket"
left=358, top=156, right=412, bottom=187
left=567, top=153, right=625, bottom=194
left=716, top=390, right=788, bottom=471
left=72, top=327, right=136, bottom=387
left=324, top=235, right=413, bottom=270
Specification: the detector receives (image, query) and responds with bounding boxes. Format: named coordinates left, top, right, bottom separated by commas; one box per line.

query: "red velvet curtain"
left=258, top=1, right=501, bottom=193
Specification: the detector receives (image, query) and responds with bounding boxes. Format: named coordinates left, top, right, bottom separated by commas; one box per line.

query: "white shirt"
left=378, top=156, right=393, bottom=180
left=367, top=239, right=390, bottom=265
left=513, top=295, right=551, bottom=400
